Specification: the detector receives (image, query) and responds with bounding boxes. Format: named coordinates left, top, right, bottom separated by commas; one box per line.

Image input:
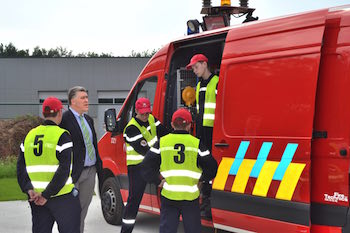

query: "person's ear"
left=186, top=124, right=191, bottom=132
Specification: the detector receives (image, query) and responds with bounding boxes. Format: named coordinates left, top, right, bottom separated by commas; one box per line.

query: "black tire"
left=101, top=177, right=124, bottom=225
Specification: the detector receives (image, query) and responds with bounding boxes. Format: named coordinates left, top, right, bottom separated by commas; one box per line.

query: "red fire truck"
left=98, top=4, right=350, bottom=233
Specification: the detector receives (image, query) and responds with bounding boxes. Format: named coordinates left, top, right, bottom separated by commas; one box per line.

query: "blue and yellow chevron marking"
left=250, top=142, right=273, bottom=178
left=273, top=143, right=298, bottom=180
left=212, top=141, right=305, bottom=201
left=213, top=157, right=234, bottom=190
left=252, top=160, right=279, bottom=197
left=232, top=159, right=255, bottom=193
left=228, top=141, right=250, bottom=175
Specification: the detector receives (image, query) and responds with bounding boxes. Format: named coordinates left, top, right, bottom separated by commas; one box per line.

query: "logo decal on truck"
left=213, top=141, right=305, bottom=201
left=324, top=192, right=348, bottom=203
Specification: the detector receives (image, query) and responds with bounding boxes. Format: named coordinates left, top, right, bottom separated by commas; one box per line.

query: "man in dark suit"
left=60, top=86, right=102, bottom=233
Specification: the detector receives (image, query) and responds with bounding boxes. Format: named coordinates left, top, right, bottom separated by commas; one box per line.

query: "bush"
left=0, top=115, right=43, bottom=160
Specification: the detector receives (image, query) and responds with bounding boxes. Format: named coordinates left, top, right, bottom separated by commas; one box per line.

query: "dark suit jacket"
left=60, top=109, right=103, bottom=187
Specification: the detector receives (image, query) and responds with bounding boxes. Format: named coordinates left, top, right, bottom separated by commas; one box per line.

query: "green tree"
left=130, top=49, right=158, bottom=57
left=32, top=46, right=48, bottom=57
left=0, top=43, right=29, bottom=57
left=17, top=49, right=29, bottom=57
left=3, top=43, right=18, bottom=57
left=57, top=46, right=73, bottom=57
left=87, top=52, right=99, bottom=57
left=76, top=52, right=87, bottom=57
left=99, top=53, right=113, bottom=58
left=0, top=43, right=4, bottom=55
left=47, top=48, right=60, bottom=57
left=0, top=42, right=156, bottom=58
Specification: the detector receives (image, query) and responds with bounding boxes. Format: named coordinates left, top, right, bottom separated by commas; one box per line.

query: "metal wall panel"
left=0, top=57, right=150, bottom=138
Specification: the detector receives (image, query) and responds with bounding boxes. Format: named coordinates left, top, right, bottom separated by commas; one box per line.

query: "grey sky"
left=1, top=0, right=349, bottom=56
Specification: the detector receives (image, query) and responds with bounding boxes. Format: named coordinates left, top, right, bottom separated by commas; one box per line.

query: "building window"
left=98, top=98, right=125, bottom=104
left=98, top=98, right=114, bottom=104
left=39, top=99, right=68, bottom=104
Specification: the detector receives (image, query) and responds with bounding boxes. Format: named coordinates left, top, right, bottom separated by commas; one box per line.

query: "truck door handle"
left=340, top=148, right=347, bottom=157
left=214, top=142, right=229, bottom=148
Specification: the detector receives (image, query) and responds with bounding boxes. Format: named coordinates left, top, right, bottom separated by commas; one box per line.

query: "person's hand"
left=158, top=179, right=166, bottom=188
left=27, top=190, right=39, bottom=202
left=34, top=194, right=47, bottom=206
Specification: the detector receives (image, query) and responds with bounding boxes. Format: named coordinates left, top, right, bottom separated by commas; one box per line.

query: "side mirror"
left=104, top=108, right=120, bottom=134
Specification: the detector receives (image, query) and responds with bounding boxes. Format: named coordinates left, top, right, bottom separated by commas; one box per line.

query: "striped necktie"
left=79, top=115, right=94, bottom=161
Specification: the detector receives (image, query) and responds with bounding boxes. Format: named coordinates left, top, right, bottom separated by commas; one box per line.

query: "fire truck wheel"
left=101, top=177, right=123, bottom=225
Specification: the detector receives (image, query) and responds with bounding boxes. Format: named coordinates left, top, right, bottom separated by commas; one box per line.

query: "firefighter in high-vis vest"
left=141, top=108, right=218, bottom=233
left=121, top=97, right=168, bottom=233
left=186, top=53, right=219, bottom=219
left=17, top=96, right=80, bottom=233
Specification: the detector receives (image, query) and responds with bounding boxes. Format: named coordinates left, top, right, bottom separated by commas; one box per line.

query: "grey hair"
left=68, top=86, right=87, bottom=105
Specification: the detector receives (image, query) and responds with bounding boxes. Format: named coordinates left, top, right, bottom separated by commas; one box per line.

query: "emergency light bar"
left=187, top=0, right=258, bottom=35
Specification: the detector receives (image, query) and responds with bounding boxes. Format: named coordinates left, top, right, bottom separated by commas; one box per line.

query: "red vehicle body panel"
left=212, top=208, right=310, bottom=233
left=311, top=9, right=350, bottom=207
left=98, top=6, right=350, bottom=232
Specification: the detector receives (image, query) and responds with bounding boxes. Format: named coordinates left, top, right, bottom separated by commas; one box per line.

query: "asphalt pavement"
left=0, top=196, right=217, bottom=233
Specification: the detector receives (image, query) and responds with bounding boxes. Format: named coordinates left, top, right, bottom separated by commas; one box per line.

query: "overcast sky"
left=1, top=0, right=349, bottom=56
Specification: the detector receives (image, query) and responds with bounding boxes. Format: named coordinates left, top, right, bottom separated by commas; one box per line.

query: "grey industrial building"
left=0, top=57, right=150, bottom=138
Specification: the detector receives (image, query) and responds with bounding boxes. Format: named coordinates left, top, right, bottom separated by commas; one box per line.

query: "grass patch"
left=0, top=178, right=27, bottom=201
left=0, top=156, right=17, bottom=178
left=0, top=156, right=26, bottom=201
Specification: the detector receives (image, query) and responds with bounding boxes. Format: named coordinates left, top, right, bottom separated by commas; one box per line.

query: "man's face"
left=191, top=61, right=206, bottom=78
left=71, top=91, right=89, bottom=115
left=135, top=109, right=150, bottom=123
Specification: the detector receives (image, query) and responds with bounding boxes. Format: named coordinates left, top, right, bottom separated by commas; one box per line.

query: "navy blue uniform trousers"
left=160, top=196, right=201, bottom=233
left=30, top=192, right=81, bottom=233
left=121, top=164, right=147, bottom=233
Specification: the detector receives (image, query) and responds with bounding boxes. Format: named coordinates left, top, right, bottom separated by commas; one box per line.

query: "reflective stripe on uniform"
left=204, top=103, right=216, bottom=109
left=148, top=137, right=157, bottom=147
left=147, top=121, right=161, bottom=130
left=160, top=146, right=198, bottom=153
left=163, top=182, right=199, bottom=193
left=203, top=114, right=215, bottom=120
left=124, top=134, right=143, bottom=142
left=150, top=147, right=160, bottom=154
left=56, top=142, right=73, bottom=153
left=32, top=177, right=73, bottom=189
left=198, top=149, right=210, bottom=157
left=161, top=170, right=202, bottom=179
left=20, top=143, right=25, bottom=152
left=199, top=87, right=207, bottom=92
left=126, top=155, right=144, bottom=161
left=122, top=219, right=136, bottom=224
left=26, top=165, right=59, bottom=173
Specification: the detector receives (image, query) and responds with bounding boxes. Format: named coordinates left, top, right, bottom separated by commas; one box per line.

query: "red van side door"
left=211, top=9, right=327, bottom=233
